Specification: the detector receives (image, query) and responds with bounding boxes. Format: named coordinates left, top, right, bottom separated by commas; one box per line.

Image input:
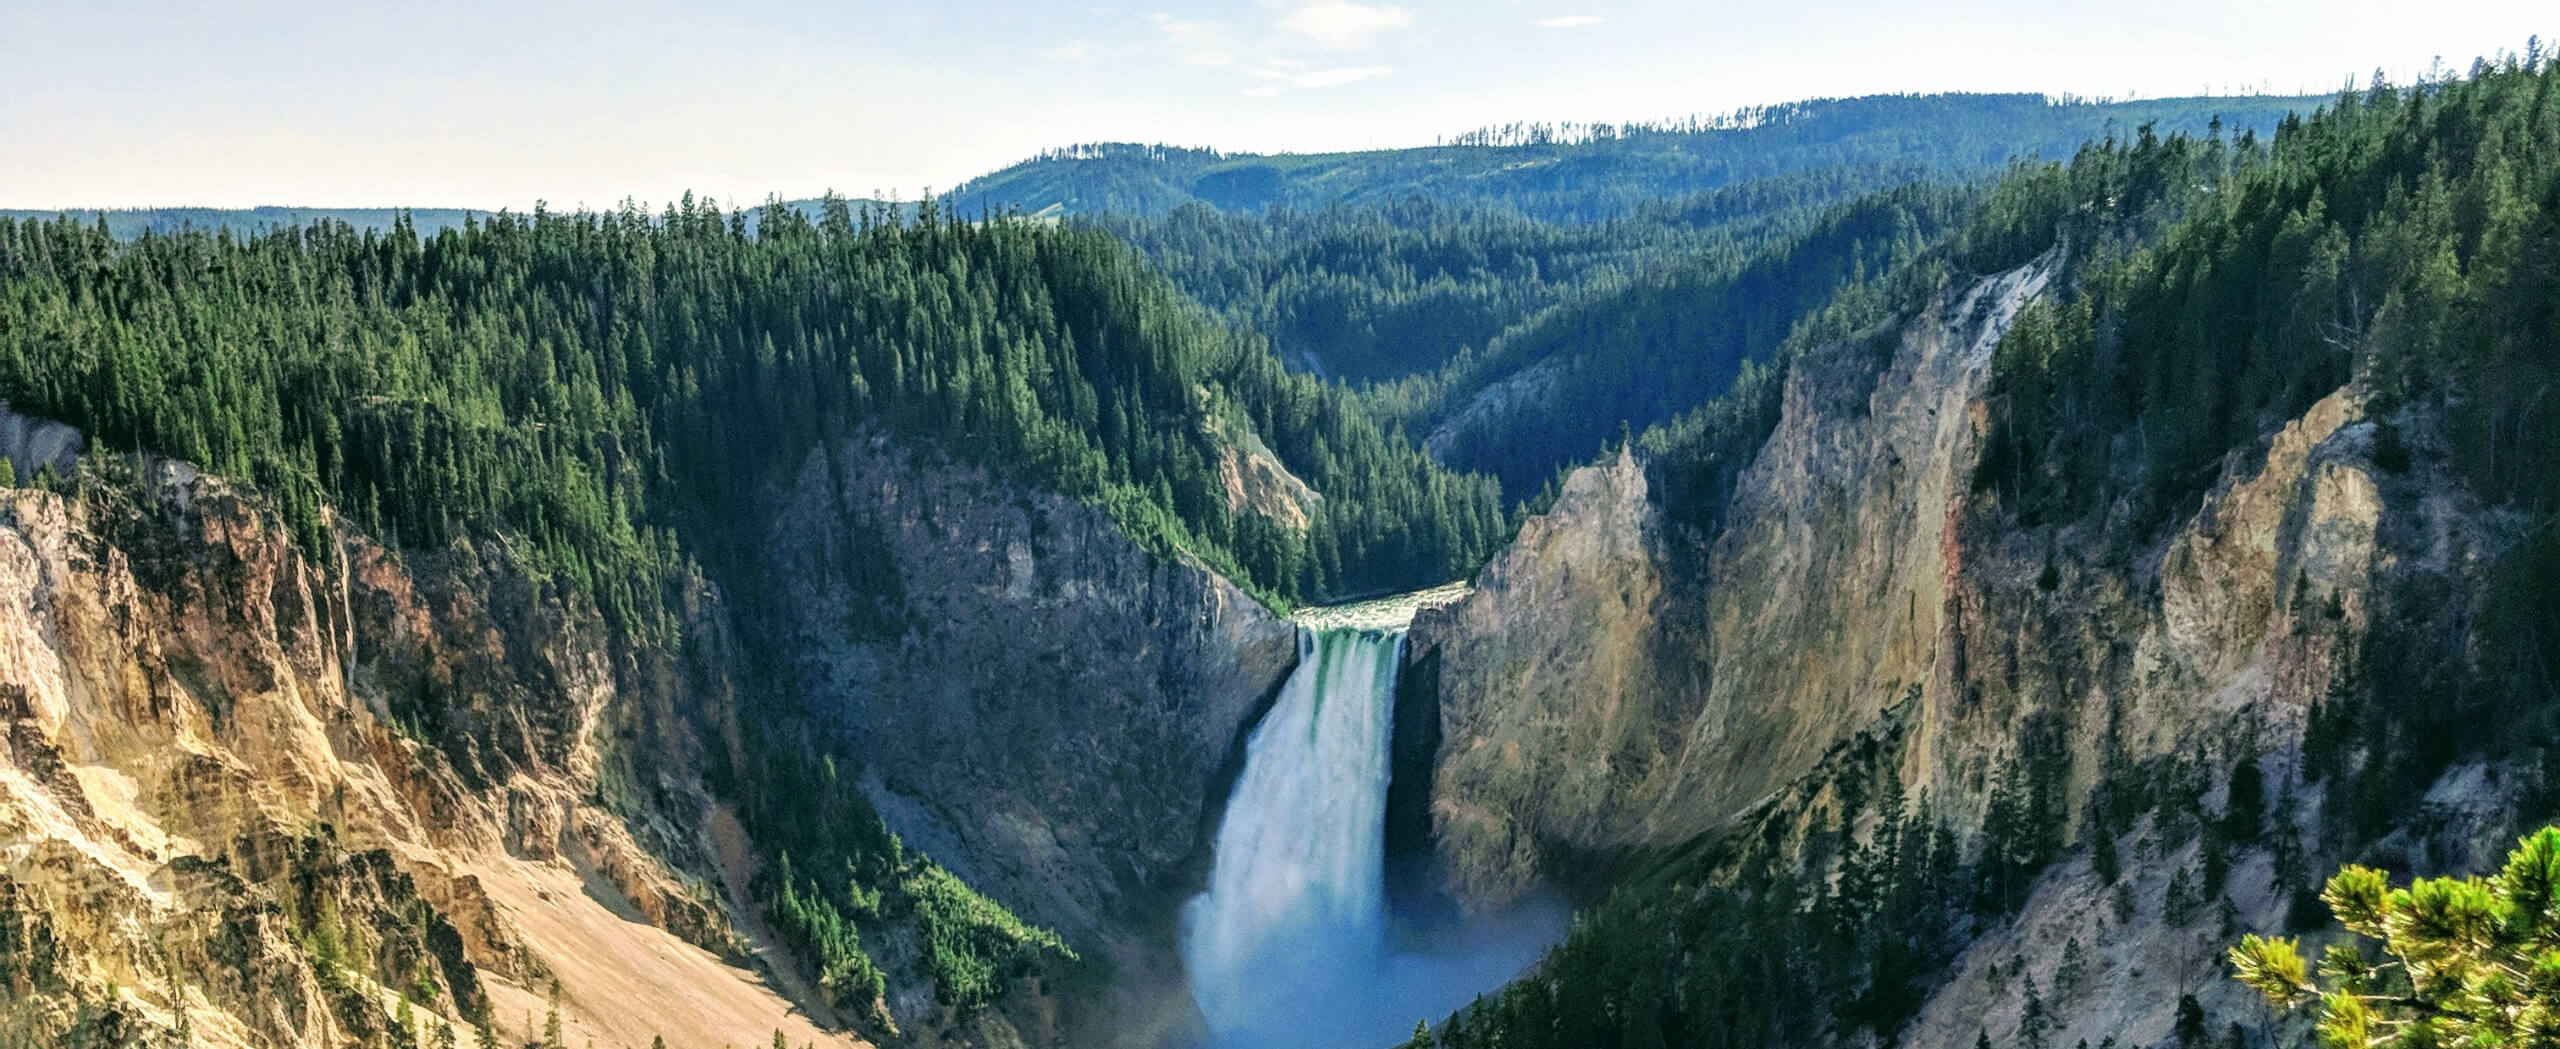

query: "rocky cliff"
left=1412, top=259, right=2054, bottom=905
left=1405, top=256, right=2525, bottom=1046
left=0, top=415, right=1299, bottom=1049
left=762, top=433, right=1298, bottom=1037
left=0, top=448, right=862, bottom=1049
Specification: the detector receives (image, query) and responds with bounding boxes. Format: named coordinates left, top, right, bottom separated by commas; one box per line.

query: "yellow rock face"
left=0, top=461, right=862, bottom=1049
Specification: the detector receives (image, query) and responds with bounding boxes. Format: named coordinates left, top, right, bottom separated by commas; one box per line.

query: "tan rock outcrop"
left=0, top=456, right=859, bottom=1049
left=1413, top=258, right=2055, bottom=907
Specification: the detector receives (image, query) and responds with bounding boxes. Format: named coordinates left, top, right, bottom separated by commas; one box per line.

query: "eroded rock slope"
left=1407, top=255, right=2521, bottom=1045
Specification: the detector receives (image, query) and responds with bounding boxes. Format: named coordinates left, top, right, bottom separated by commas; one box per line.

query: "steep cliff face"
left=1893, top=377, right=2501, bottom=1049
left=0, top=404, right=1309, bottom=1049
left=1669, top=259, right=2054, bottom=844
left=1407, top=257, right=2521, bottom=1044
left=1408, top=442, right=1704, bottom=905
left=1412, top=259, right=2053, bottom=907
left=767, top=433, right=1299, bottom=962
left=0, top=452, right=859, bottom=1049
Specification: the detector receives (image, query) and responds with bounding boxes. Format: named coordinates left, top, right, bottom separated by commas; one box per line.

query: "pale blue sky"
left=1, top=1, right=2550, bottom=210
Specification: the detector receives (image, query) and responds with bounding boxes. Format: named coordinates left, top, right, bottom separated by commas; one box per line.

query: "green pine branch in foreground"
left=2233, top=827, right=2560, bottom=1047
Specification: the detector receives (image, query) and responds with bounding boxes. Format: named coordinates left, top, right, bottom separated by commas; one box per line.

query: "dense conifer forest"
left=1386, top=182, right=1968, bottom=496
left=0, top=197, right=1503, bottom=613
left=1083, top=165, right=1940, bottom=384
left=0, top=206, right=491, bottom=240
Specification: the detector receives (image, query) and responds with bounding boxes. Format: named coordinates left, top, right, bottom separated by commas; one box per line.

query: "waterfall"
left=1181, top=585, right=1558, bottom=1049
left=1182, top=625, right=1403, bottom=1044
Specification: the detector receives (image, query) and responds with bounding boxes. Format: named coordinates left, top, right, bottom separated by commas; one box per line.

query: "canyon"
left=2, top=240, right=2533, bottom=1047
left=5, top=72, right=2553, bottom=1047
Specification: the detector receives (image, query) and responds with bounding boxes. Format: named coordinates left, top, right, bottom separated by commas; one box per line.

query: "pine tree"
left=2200, top=818, right=2232, bottom=898
left=2173, top=995, right=2207, bottom=1049
left=2054, top=937, right=2089, bottom=1001
left=543, top=979, right=564, bottom=1049
left=2164, top=866, right=2203, bottom=927
left=2235, top=828, right=2560, bottom=1047
left=410, top=957, right=440, bottom=1006
left=2019, top=974, right=2051, bottom=1049
left=2223, top=762, right=2264, bottom=843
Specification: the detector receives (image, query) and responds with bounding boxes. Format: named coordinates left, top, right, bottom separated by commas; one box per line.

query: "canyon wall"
left=1407, top=257, right=2518, bottom=1046
left=0, top=452, right=856, bottom=1049
left=0, top=421, right=1301, bottom=1049
left=759, top=432, right=1301, bottom=1043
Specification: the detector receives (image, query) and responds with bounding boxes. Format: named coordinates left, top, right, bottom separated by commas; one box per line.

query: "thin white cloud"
left=1277, top=3, right=1415, bottom=50
left=1536, top=15, right=1604, bottom=28
left=1240, top=63, right=1397, bottom=95
left=1149, top=12, right=1224, bottom=47
left=1138, top=6, right=1397, bottom=96
left=1294, top=65, right=1394, bottom=87
left=1147, top=12, right=1239, bottom=66
left=1041, top=40, right=1093, bottom=59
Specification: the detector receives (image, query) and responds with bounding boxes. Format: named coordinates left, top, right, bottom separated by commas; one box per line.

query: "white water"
left=1180, top=585, right=1560, bottom=1049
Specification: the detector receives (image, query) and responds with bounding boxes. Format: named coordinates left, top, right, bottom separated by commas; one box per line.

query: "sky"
left=2, top=1, right=2552, bottom=211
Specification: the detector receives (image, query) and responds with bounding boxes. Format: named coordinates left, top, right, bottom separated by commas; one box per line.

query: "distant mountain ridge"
left=942, top=92, right=2328, bottom=222
left=0, top=205, right=492, bottom=238
left=7, top=91, right=2326, bottom=237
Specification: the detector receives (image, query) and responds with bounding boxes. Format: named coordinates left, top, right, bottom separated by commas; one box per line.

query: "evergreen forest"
left=0, top=197, right=1503, bottom=614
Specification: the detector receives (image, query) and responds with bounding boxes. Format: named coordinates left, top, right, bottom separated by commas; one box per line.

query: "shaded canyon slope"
left=1403, top=255, right=2525, bottom=1046
left=763, top=432, right=1298, bottom=976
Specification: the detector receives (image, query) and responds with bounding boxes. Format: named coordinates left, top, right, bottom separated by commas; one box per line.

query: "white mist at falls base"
left=1181, top=587, right=1565, bottom=1049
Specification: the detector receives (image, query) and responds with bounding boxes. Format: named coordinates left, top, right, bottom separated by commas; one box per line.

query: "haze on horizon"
left=2, top=0, right=2551, bottom=212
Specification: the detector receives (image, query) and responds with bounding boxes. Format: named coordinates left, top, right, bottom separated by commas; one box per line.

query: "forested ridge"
left=1075, top=164, right=2076, bottom=501
left=1, top=92, right=2326, bottom=523
left=1394, top=182, right=1969, bottom=497
left=1084, top=164, right=1939, bottom=384
left=0, top=206, right=492, bottom=240
left=951, top=93, right=2320, bottom=224
left=0, top=196, right=1502, bottom=615
left=1067, top=94, right=2318, bottom=500
left=1975, top=58, right=2560, bottom=849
